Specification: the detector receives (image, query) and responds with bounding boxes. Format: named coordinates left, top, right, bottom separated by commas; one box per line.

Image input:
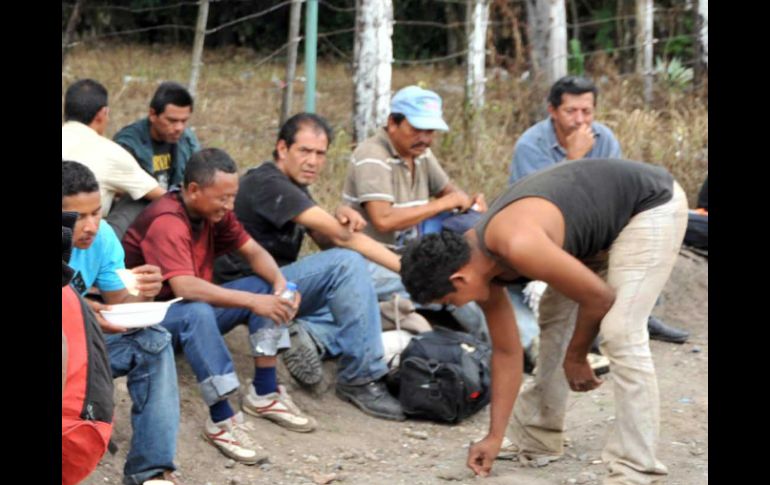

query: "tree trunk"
left=466, top=0, right=491, bottom=111
left=698, top=0, right=708, bottom=67
left=280, top=0, right=304, bottom=125
left=188, top=0, right=210, bottom=98
left=635, top=0, right=653, bottom=105
left=526, top=0, right=566, bottom=85
left=546, top=0, right=567, bottom=85
left=525, top=0, right=547, bottom=77
left=62, top=0, right=86, bottom=68
left=353, top=0, right=393, bottom=143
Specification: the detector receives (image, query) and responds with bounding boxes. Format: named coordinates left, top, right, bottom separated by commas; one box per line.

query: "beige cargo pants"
left=508, top=183, right=689, bottom=485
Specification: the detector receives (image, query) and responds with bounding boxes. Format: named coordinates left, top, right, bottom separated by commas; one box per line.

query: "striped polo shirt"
left=342, top=128, right=450, bottom=246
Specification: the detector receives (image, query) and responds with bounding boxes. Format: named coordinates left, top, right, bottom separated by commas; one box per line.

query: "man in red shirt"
left=123, top=148, right=315, bottom=465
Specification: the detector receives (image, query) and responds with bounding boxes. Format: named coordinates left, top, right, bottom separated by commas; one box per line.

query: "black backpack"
left=393, top=327, right=491, bottom=423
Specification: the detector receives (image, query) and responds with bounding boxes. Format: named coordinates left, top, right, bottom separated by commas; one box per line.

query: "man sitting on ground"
left=62, top=210, right=114, bottom=485
left=508, top=75, right=689, bottom=345
left=342, top=85, right=489, bottom=339
left=62, top=161, right=182, bottom=485
left=62, top=79, right=165, bottom=232
left=214, top=113, right=404, bottom=421
left=122, top=147, right=329, bottom=465
left=110, top=81, right=201, bottom=238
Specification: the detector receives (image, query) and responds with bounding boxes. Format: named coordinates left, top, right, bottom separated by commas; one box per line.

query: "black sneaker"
left=336, top=380, right=406, bottom=421
left=281, top=322, right=323, bottom=385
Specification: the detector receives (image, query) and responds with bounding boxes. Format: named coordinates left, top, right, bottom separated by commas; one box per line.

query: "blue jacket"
left=114, top=117, right=200, bottom=188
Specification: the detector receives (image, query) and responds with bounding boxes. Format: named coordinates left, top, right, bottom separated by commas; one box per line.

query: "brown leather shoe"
left=144, top=470, right=185, bottom=485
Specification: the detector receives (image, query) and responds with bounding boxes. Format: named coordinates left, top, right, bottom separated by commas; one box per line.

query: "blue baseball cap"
left=390, top=86, right=449, bottom=131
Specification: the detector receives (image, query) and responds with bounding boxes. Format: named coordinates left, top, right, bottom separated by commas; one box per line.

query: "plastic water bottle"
left=255, top=282, right=298, bottom=355
left=279, top=282, right=298, bottom=302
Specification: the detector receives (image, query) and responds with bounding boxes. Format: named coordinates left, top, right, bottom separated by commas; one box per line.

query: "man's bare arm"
left=493, top=227, right=614, bottom=392
left=101, top=264, right=164, bottom=305
left=168, top=274, right=295, bottom=324
left=236, top=239, right=287, bottom=292
left=467, top=285, right=523, bottom=477
left=142, top=186, right=166, bottom=201
left=298, top=206, right=401, bottom=272
left=363, top=192, right=472, bottom=234
left=436, top=182, right=487, bottom=212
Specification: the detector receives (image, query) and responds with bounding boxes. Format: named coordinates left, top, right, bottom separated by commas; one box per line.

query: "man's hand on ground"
left=467, top=435, right=501, bottom=477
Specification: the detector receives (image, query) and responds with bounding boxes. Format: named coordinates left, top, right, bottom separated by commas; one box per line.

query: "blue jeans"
left=366, top=260, right=490, bottom=343
left=105, top=326, right=179, bottom=485
left=161, top=301, right=241, bottom=407
left=217, top=249, right=388, bottom=385
left=166, top=248, right=387, bottom=391
left=283, top=249, right=388, bottom=385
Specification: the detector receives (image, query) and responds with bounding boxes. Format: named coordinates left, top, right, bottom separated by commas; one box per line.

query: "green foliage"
left=568, top=38, right=585, bottom=76
left=655, top=56, right=693, bottom=90
left=662, top=35, right=694, bottom=60
left=592, top=5, right=616, bottom=54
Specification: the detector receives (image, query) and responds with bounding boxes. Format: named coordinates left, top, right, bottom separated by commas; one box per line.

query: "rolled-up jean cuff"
left=124, top=467, right=170, bottom=485
left=249, top=326, right=290, bottom=357
left=199, top=373, right=240, bottom=406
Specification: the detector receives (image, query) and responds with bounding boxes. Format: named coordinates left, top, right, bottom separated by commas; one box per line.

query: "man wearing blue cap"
left=342, top=85, right=489, bottom=338
left=343, top=85, right=485, bottom=246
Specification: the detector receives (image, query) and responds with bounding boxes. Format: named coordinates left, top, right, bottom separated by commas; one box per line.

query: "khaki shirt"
left=342, top=128, right=450, bottom=246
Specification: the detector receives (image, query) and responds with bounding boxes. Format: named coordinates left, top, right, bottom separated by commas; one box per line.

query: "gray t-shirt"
left=476, top=158, right=674, bottom=261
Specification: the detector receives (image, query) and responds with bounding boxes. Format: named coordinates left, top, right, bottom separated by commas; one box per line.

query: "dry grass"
left=62, top=44, right=708, bottom=209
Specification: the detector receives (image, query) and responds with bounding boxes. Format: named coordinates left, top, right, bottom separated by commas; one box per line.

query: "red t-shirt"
left=123, top=191, right=251, bottom=300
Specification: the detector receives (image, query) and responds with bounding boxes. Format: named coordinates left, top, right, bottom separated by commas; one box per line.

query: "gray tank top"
left=475, top=159, right=674, bottom=261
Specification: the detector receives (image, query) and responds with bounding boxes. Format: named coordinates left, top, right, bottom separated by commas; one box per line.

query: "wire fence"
left=63, top=1, right=705, bottom=71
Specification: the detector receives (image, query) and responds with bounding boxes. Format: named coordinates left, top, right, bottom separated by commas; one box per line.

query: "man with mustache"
left=344, top=85, right=485, bottom=248
left=341, top=85, right=488, bottom=338
left=213, top=113, right=405, bottom=421
left=508, top=75, right=689, bottom=347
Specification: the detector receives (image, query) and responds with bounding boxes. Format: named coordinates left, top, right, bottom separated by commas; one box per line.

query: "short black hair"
left=64, top=79, right=108, bottom=124
left=548, top=75, right=598, bottom=108
left=184, top=148, right=237, bottom=188
left=388, top=113, right=406, bottom=125
left=272, top=112, right=334, bottom=160
left=62, top=160, right=99, bottom=198
left=150, top=81, right=194, bottom=114
left=400, top=231, right=472, bottom=304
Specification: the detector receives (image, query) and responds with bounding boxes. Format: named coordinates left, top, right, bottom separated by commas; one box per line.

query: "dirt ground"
left=83, top=249, right=707, bottom=485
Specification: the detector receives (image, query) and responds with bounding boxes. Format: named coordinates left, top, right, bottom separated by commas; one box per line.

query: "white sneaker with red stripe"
left=203, top=411, right=266, bottom=464
left=242, top=384, right=317, bottom=433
